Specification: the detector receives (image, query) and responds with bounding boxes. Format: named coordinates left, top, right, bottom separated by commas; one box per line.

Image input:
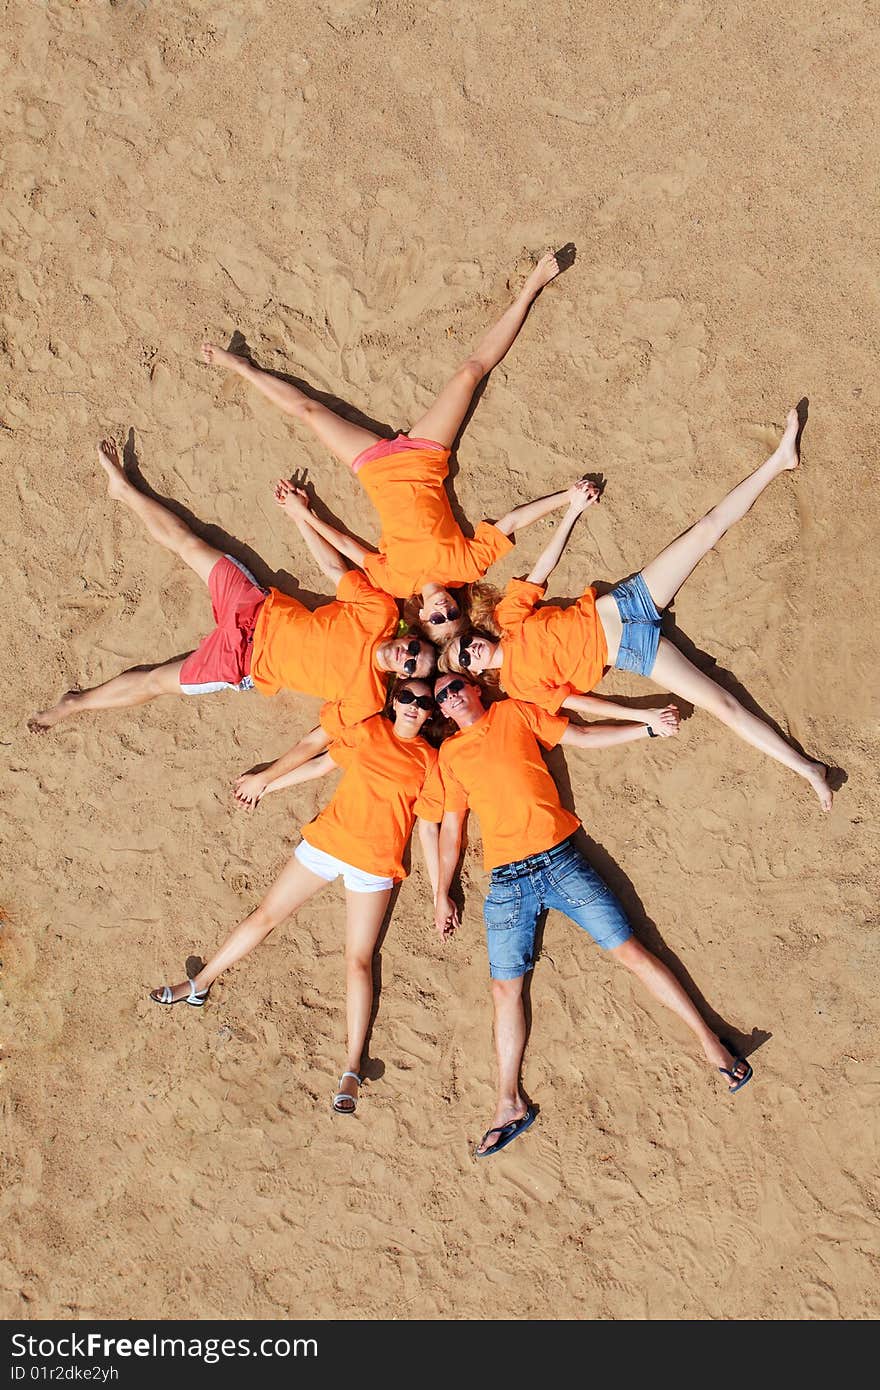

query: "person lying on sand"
left=28, top=442, right=435, bottom=739
left=150, top=678, right=443, bottom=1117
left=440, top=410, right=832, bottom=811
left=202, top=249, right=575, bottom=647
left=431, top=673, right=753, bottom=1158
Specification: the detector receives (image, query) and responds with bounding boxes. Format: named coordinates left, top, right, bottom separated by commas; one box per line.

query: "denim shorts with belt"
left=483, top=836, right=633, bottom=980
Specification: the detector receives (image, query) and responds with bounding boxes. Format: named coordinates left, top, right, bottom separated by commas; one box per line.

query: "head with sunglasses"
left=413, top=583, right=467, bottom=646
left=376, top=634, right=436, bottom=680
left=433, top=672, right=485, bottom=728
left=387, top=678, right=436, bottom=738
left=440, top=628, right=500, bottom=678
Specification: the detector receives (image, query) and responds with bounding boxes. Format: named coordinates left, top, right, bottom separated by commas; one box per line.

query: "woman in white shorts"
left=150, top=679, right=443, bottom=1115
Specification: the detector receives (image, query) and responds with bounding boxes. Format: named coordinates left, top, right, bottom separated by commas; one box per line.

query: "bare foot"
left=201, top=341, right=248, bottom=374
left=97, top=438, right=129, bottom=500
left=807, top=761, right=834, bottom=812
left=27, top=691, right=81, bottom=733
left=524, top=251, right=562, bottom=294
left=772, top=407, right=800, bottom=471
left=476, top=1098, right=530, bottom=1154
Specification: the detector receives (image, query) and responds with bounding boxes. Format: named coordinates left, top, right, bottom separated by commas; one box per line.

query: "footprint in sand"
left=802, top=1281, right=841, bottom=1319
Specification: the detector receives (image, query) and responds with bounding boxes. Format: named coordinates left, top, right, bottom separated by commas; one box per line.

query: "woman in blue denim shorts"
left=443, top=409, right=832, bottom=811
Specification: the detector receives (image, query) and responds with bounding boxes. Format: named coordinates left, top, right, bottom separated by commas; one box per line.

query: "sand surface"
left=2, top=0, right=879, bottom=1320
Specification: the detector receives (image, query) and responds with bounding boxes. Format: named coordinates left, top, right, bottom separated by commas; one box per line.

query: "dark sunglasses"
left=402, top=639, right=422, bottom=676
left=436, top=678, right=467, bottom=706
left=458, top=633, right=476, bottom=668
left=396, top=690, right=434, bottom=711
left=427, top=607, right=460, bottom=626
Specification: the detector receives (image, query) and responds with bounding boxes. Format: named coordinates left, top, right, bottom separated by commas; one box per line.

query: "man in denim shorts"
left=433, top=674, right=753, bottom=1157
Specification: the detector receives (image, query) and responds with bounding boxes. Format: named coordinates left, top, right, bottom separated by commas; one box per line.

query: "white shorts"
left=294, top=840, right=394, bottom=893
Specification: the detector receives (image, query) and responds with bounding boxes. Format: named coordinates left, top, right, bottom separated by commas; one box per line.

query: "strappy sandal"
left=718, top=1038, right=753, bottom=1094
left=332, top=1072, right=361, bottom=1114
left=149, top=978, right=209, bottom=1007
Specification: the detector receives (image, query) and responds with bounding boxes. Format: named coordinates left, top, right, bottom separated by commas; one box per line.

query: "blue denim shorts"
left=483, top=838, right=633, bottom=980
left=609, top=572, right=662, bottom=677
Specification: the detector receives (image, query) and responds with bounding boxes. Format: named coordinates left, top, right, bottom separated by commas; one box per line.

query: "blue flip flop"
left=475, top=1105, right=536, bottom=1158
left=719, top=1039, right=753, bottom=1094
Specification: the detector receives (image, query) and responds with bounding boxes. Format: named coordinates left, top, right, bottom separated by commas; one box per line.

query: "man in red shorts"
left=432, top=673, right=754, bottom=1158
left=28, top=440, right=435, bottom=735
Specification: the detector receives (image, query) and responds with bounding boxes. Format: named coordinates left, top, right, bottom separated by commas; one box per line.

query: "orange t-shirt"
left=358, top=445, right=513, bottom=597
left=438, top=699, right=579, bottom=871
left=250, top=570, right=399, bottom=737
left=493, top=579, right=609, bottom=713
left=302, top=715, right=444, bottom=880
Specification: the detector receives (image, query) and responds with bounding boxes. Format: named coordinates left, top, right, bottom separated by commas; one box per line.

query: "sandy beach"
left=2, top=0, right=879, bottom=1319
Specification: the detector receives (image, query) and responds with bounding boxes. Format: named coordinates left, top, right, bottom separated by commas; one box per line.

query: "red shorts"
left=351, top=432, right=445, bottom=474
left=178, top=556, right=267, bottom=694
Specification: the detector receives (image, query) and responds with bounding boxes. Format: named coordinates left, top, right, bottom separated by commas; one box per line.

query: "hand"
left=434, top=893, right=460, bottom=940
left=566, top=479, right=600, bottom=513
left=233, top=771, right=271, bottom=810
left=273, top=478, right=311, bottom=519
left=646, top=704, right=681, bottom=737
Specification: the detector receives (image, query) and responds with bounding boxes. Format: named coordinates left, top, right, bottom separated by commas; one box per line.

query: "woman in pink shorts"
left=202, top=249, right=581, bottom=646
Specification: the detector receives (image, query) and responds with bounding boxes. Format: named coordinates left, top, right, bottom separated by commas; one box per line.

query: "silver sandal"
left=332, top=1071, right=361, bottom=1114
left=150, top=978, right=208, bottom=1007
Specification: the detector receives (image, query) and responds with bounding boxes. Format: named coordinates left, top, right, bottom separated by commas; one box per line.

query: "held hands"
left=434, top=893, right=460, bottom=941
left=646, top=704, right=681, bottom=738
left=566, top=479, right=601, bottom=513
left=273, top=478, right=311, bottom=519
left=233, top=771, right=271, bottom=811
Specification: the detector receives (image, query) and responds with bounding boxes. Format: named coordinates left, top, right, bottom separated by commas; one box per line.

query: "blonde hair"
left=436, top=582, right=503, bottom=677
left=406, top=581, right=502, bottom=650
left=465, top=582, right=503, bottom=636
left=438, top=632, right=502, bottom=686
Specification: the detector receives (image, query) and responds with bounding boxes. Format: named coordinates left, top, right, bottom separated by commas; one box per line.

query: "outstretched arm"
left=560, top=706, right=680, bottom=751
left=494, top=479, right=598, bottom=538
left=273, top=481, right=349, bottom=584
left=417, top=818, right=441, bottom=900
left=561, top=694, right=681, bottom=730
left=275, top=478, right=374, bottom=569
left=434, top=809, right=465, bottom=939
left=233, top=724, right=333, bottom=810
left=525, top=481, right=600, bottom=586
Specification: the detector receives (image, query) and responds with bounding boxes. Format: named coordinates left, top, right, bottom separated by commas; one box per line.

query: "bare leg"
left=476, top=975, right=530, bottom=1154
left=97, top=438, right=222, bottom=582
left=201, top=342, right=381, bottom=467
left=650, top=638, right=832, bottom=810
left=150, top=856, right=329, bottom=1003
left=28, top=440, right=225, bottom=732
left=334, top=887, right=394, bottom=1111
left=28, top=657, right=188, bottom=732
left=640, top=408, right=800, bottom=611
left=609, top=938, right=750, bottom=1090
left=409, top=252, right=563, bottom=449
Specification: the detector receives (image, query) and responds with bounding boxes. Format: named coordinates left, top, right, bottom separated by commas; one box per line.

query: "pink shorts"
left=351, top=433, right=445, bottom=474
left=178, top=556, right=267, bottom=695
